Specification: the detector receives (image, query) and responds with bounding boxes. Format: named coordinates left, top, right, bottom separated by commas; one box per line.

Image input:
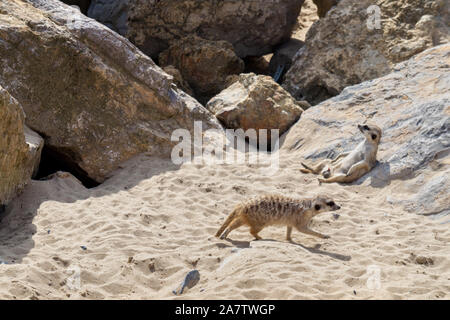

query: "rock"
left=283, top=0, right=450, bottom=105
left=159, top=36, right=244, bottom=104
left=41, top=171, right=84, bottom=187
left=60, top=1, right=91, bottom=14
left=282, top=44, right=450, bottom=216
left=415, top=256, right=434, bottom=266
left=243, top=56, right=270, bottom=76
left=269, top=39, right=304, bottom=82
left=88, top=0, right=305, bottom=59
left=24, top=126, right=44, bottom=178
left=313, top=0, right=338, bottom=18
left=162, top=66, right=194, bottom=97
left=0, top=0, right=221, bottom=183
left=224, top=75, right=241, bottom=88
left=207, top=73, right=305, bottom=144
left=173, top=270, right=200, bottom=295
left=0, top=86, right=44, bottom=207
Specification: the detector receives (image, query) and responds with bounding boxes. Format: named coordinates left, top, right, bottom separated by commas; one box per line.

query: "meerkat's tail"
left=215, top=209, right=239, bottom=238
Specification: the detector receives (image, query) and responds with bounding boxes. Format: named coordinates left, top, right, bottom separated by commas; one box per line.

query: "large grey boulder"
left=282, top=44, right=450, bottom=216
left=283, top=0, right=450, bottom=105
left=0, top=0, right=221, bottom=183
left=87, top=0, right=305, bottom=59
left=0, top=86, right=43, bottom=207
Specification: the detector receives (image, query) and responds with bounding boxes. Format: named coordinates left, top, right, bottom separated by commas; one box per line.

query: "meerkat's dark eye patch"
left=314, top=204, right=321, bottom=210
left=371, top=134, right=377, bottom=140
left=326, top=201, right=335, bottom=207
left=363, top=125, right=369, bottom=130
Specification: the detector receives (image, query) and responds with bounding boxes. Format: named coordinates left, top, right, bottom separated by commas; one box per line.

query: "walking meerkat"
left=300, top=124, right=382, bottom=184
left=215, top=195, right=340, bottom=241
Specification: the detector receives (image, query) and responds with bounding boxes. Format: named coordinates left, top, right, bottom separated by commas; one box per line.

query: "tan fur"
left=300, top=123, right=382, bottom=184
left=215, top=195, right=340, bottom=241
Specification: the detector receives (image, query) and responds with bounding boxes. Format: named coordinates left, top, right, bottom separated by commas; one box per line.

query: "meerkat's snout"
left=312, top=197, right=341, bottom=216
left=358, top=124, right=369, bottom=133
left=358, top=123, right=382, bottom=143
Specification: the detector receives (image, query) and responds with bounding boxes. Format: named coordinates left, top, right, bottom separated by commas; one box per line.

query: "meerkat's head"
left=358, top=123, right=382, bottom=145
left=311, top=196, right=341, bottom=216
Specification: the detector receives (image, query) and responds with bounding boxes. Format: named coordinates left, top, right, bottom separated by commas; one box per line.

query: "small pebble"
left=80, top=246, right=87, bottom=250
left=415, top=256, right=433, bottom=266
left=173, top=270, right=200, bottom=295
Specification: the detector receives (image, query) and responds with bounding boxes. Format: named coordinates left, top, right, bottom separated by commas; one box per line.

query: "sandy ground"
left=0, top=148, right=448, bottom=299
left=0, top=0, right=448, bottom=301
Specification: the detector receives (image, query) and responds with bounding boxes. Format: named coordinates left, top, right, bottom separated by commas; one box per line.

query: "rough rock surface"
left=88, top=0, right=305, bottom=59
left=0, top=0, right=221, bottom=183
left=0, top=86, right=43, bottom=207
left=282, top=44, right=450, bottom=216
left=162, top=66, right=194, bottom=97
left=23, top=126, right=44, bottom=178
left=159, top=36, right=244, bottom=104
left=207, top=73, right=306, bottom=143
left=284, top=0, right=450, bottom=105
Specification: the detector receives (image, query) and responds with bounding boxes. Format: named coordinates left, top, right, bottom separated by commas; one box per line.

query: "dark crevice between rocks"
left=59, top=0, right=92, bottom=15
left=34, top=144, right=100, bottom=189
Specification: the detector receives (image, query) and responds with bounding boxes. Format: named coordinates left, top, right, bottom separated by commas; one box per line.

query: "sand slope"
left=0, top=152, right=448, bottom=299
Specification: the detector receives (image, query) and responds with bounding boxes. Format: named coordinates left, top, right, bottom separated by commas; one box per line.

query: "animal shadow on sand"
left=216, top=239, right=251, bottom=249
left=354, top=161, right=391, bottom=188
left=219, top=238, right=351, bottom=261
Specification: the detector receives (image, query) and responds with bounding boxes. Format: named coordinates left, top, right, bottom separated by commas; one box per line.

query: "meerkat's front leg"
left=286, top=226, right=293, bottom=242
left=331, top=152, right=350, bottom=164
left=298, top=227, right=330, bottom=239
left=346, top=160, right=370, bottom=177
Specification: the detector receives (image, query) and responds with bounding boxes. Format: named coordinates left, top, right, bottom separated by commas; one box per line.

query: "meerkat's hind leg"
left=318, top=173, right=350, bottom=184
left=300, top=160, right=329, bottom=175
left=346, top=160, right=370, bottom=177
left=220, top=218, right=245, bottom=239
left=300, top=163, right=314, bottom=174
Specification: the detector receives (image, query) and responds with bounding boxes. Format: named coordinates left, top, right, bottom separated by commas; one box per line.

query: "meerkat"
left=215, top=195, right=340, bottom=241
left=300, top=124, right=382, bottom=184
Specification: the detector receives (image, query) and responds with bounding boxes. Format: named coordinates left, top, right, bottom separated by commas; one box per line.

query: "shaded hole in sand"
left=34, top=144, right=100, bottom=189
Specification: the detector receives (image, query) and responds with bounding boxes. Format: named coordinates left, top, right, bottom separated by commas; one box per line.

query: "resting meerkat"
left=300, top=124, right=382, bottom=184
left=215, top=195, right=340, bottom=241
